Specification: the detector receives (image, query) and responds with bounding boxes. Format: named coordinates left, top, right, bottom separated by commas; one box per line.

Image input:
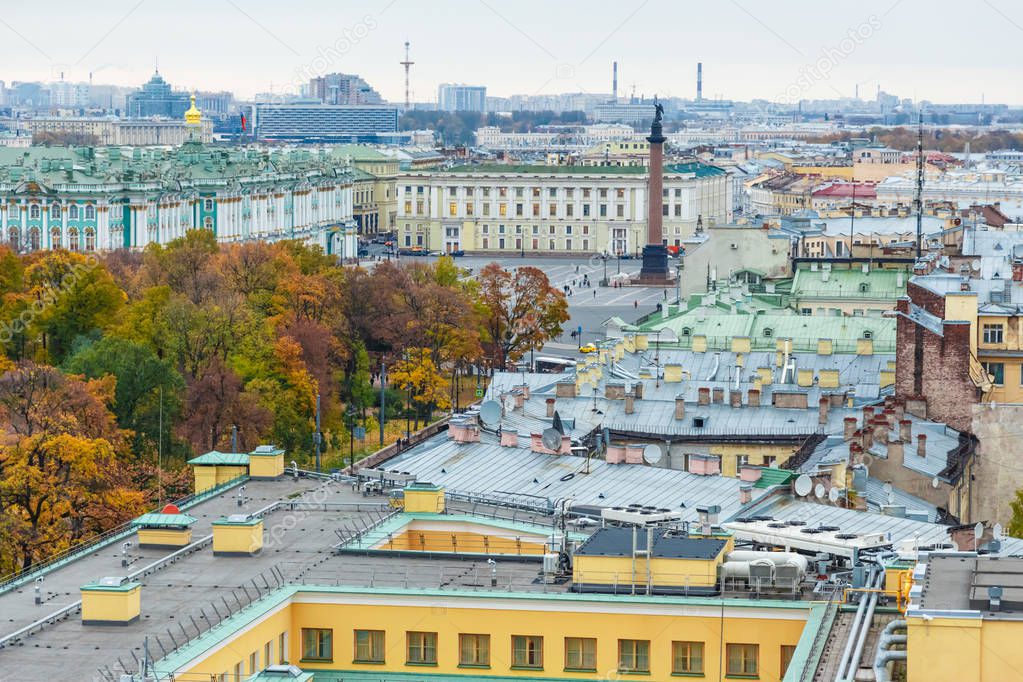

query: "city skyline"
left=2, top=0, right=1022, bottom=105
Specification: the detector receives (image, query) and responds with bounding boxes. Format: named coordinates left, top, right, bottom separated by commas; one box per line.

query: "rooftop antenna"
left=400, top=40, right=414, bottom=110
left=915, top=108, right=925, bottom=258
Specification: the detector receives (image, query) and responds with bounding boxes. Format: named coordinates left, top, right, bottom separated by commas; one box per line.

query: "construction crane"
left=400, top=41, right=414, bottom=110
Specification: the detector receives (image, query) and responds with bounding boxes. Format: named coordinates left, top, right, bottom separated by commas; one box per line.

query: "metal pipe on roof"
left=705, top=352, right=720, bottom=381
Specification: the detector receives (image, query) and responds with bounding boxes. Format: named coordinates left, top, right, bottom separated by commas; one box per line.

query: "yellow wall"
left=573, top=555, right=721, bottom=588
left=193, top=465, right=249, bottom=493
left=249, top=454, right=284, bottom=479
left=384, top=528, right=546, bottom=555
left=711, top=443, right=797, bottom=478
left=81, top=584, right=141, bottom=624
left=403, top=487, right=445, bottom=513
left=175, top=593, right=809, bottom=682
left=137, top=527, right=192, bottom=548
left=212, top=520, right=264, bottom=556
left=906, top=614, right=1023, bottom=682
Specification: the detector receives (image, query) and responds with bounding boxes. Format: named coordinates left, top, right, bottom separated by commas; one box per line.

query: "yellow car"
left=579, top=343, right=597, bottom=354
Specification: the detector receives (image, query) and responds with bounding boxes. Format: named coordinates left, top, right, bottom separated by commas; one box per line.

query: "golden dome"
left=184, top=94, right=202, bottom=126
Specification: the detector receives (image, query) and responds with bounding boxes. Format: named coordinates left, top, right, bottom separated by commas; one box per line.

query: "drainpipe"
left=836, top=567, right=885, bottom=681
left=834, top=567, right=873, bottom=680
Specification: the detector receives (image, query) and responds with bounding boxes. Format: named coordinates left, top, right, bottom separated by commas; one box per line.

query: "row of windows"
left=300, top=628, right=792, bottom=677
left=478, top=238, right=592, bottom=252
left=480, top=224, right=591, bottom=236
left=8, top=227, right=96, bottom=252
left=26, top=204, right=96, bottom=220
left=404, top=185, right=692, bottom=200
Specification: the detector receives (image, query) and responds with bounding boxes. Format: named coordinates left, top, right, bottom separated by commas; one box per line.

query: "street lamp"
left=346, top=406, right=358, bottom=474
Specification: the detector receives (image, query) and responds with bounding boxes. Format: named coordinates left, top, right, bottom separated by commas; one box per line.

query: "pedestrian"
left=634, top=300, right=638, bottom=308
left=575, top=264, right=580, bottom=273
left=593, top=290, right=597, bottom=299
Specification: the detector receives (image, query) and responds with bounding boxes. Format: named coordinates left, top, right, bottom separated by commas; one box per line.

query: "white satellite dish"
left=479, top=400, right=502, bottom=428
left=794, top=474, right=812, bottom=497
left=814, top=483, right=826, bottom=499
left=541, top=427, right=562, bottom=451
left=883, top=481, right=894, bottom=505
left=994, top=523, right=1003, bottom=540
left=828, top=487, right=840, bottom=503
left=642, top=444, right=662, bottom=465
left=971, top=259, right=982, bottom=272
left=974, top=522, right=984, bottom=541
left=931, top=476, right=941, bottom=489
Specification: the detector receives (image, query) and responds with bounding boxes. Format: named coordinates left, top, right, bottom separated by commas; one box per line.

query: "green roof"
left=188, top=450, right=250, bottom=466
left=81, top=580, right=140, bottom=592
left=250, top=445, right=285, bottom=457
left=790, top=266, right=907, bottom=301
left=133, top=512, right=197, bottom=528
left=328, top=144, right=389, bottom=162
left=754, top=468, right=797, bottom=489
left=212, top=516, right=262, bottom=526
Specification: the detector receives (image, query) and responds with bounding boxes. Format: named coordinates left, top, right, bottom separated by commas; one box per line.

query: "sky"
left=2, top=0, right=1022, bottom=105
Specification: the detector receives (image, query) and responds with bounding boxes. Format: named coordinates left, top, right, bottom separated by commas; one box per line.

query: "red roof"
left=812, top=183, right=877, bottom=199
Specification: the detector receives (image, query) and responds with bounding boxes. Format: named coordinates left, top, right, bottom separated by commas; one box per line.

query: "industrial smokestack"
left=612, top=61, right=618, bottom=102
left=697, top=62, right=703, bottom=101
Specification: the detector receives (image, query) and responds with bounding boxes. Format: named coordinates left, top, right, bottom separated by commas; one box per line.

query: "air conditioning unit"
left=730, top=243, right=738, bottom=250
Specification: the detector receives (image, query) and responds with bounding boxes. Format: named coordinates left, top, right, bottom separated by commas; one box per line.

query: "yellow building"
left=80, top=578, right=142, bottom=626
left=132, top=503, right=197, bottom=549
left=155, top=584, right=820, bottom=682
left=331, top=145, right=399, bottom=236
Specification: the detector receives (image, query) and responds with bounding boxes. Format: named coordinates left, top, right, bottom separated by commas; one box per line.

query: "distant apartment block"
left=252, top=104, right=399, bottom=143
left=437, top=84, right=487, bottom=112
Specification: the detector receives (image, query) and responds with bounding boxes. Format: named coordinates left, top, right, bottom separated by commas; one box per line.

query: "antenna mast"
left=400, top=41, right=414, bottom=110
left=915, top=109, right=924, bottom=258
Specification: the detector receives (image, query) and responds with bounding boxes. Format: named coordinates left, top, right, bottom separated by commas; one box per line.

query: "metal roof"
left=187, top=450, right=249, bottom=466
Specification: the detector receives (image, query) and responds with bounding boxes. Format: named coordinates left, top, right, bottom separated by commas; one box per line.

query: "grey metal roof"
left=576, top=527, right=727, bottom=559
left=387, top=437, right=768, bottom=522
left=864, top=477, right=939, bottom=522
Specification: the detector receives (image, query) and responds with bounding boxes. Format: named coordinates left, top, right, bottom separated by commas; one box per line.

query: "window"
left=483, top=203, right=490, bottom=216
left=29, top=205, right=39, bottom=219
left=84, top=204, right=95, bottom=220
left=50, top=203, right=60, bottom=220
left=565, top=637, right=596, bottom=671
left=512, top=635, right=543, bottom=669
left=249, top=651, right=259, bottom=674
left=673, top=641, right=704, bottom=675
left=566, top=204, right=574, bottom=217
left=407, top=631, right=437, bottom=665
left=726, top=643, right=759, bottom=678
left=203, top=198, right=214, bottom=211
left=858, top=282, right=869, bottom=293
left=618, top=639, right=650, bottom=673
left=617, top=205, right=624, bottom=218
left=680, top=327, right=692, bottom=337
left=301, top=628, right=332, bottom=661
left=983, top=361, right=1005, bottom=386
left=983, top=324, right=1004, bottom=344
left=780, top=645, right=797, bottom=678
left=459, top=634, right=490, bottom=667
left=583, top=204, right=591, bottom=217
left=404, top=201, right=412, bottom=214
left=203, top=216, right=214, bottom=229
left=599, top=204, right=607, bottom=217
left=801, top=308, right=812, bottom=316
left=449, top=202, right=457, bottom=216
left=354, top=630, right=385, bottom=663
left=763, top=328, right=773, bottom=338
left=863, top=330, right=873, bottom=340
left=69, top=204, right=79, bottom=220
left=84, top=228, right=95, bottom=252
left=549, top=188, right=557, bottom=198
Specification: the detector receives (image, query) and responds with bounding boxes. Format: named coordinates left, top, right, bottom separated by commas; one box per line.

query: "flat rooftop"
left=575, top=526, right=727, bottom=560
left=916, top=554, right=1023, bottom=620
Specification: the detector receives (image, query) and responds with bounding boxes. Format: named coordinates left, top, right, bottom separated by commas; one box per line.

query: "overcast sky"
left=2, top=0, right=1021, bottom=105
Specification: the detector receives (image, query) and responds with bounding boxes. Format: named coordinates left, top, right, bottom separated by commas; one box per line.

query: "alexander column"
left=639, top=101, right=670, bottom=283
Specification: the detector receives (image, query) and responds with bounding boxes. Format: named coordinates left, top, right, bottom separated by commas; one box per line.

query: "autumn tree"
left=390, top=347, right=451, bottom=428
left=476, top=263, right=569, bottom=370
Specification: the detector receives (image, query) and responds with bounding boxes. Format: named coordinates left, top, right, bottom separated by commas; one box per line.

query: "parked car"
left=357, top=248, right=369, bottom=257
left=579, top=343, right=598, bottom=354
left=450, top=249, right=465, bottom=257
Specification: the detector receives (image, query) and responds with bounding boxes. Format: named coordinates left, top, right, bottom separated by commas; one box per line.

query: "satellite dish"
left=479, top=400, right=502, bottom=428
left=883, top=481, right=894, bottom=505
left=828, top=487, right=840, bottom=503
left=971, top=259, right=982, bottom=272
left=994, top=523, right=1003, bottom=540
left=814, top=483, right=826, bottom=499
left=931, top=476, right=941, bottom=489
left=974, top=522, right=984, bottom=541
left=541, top=428, right=562, bottom=451
left=642, top=444, right=662, bottom=465
left=794, top=474, right=812, bottom=497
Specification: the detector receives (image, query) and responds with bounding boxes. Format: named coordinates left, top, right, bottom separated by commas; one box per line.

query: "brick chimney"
left=625, top=394, right=635, bottom=415
left=698, top=387, right=711, bottom=406
left=899, top=419, right=912, bottom=443
left=712, top=387, right=724, bottom=404
left=634, top=382, right=644, bottom=400
left=872, top=416, right=889, bottom=444
left=739, top=483, right=753, bottom=505
left=747, top=388, right=761, bottom=407
left=674, top=395, right=686, bottom=420
left=917, top=433, right=927, bottom=457
left=861, top=426, right=873, bottom=450
left=819, top=396, right=830, bottom=425
left=545, top=398, right=556, bottom=418
left=843, top=416, right=858, bottom=441
left=730, top=389, right=742, bottom=408
left=500, top=428, right=519, bottom=447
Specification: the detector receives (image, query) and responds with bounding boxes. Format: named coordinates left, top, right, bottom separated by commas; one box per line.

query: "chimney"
left=888, top=439, right=904, bottom=462
left=674, top=395, right=686, bottom=420
left=698, top=387, right=711, bottom=406
left=634, top=381, right=644, bottom=400
left=513, top=391, right=525, bottom=409
left=612, top=61, right=618, bottom=102
left=884, top=408, right=895, bottom=428
left=545, top=397, right=555, bottom=418
left=899, top=419, right=912, bottom=443
left=739, top=483, right=752, bottom=505
left=917, top=433, right=927, bottom=457
left=862, top=406, right=874, bottom=423
left=843, top=416, right=858, bottom=441
left=712, top=387, right=724, bottom=404
left=849, top=441, right=864, bottom=465
left=861, top=425, right=873, bottom=450
left=517, top=383, right=530, bottom=400
left=729, top=389, right=742, bottom=408
left=625, top=394, right=635, bottom=415
left=819, top=396, right=830, bottom=425
left=696, top=62, right=703, bottom=101
left=872, top=416, right=889, bottom=444
left=747, top=388, right=761, bottom=407
left=500, top=428, right=519, bottom=447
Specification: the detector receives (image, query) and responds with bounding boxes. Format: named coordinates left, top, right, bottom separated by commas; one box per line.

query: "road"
left=360, top=246, right=672, bottom=362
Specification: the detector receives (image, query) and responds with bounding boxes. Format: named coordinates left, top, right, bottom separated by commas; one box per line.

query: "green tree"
left=1008, top=488, right=1023, bottom=539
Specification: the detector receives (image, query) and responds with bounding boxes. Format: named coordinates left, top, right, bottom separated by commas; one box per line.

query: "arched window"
left=680, top=327, right=692, bottom=337
left=68, top=227, right=80, bottom=252
left=50, top=203, right=60, bottom=220
left=84, top=228, right=95, bottom=252
left=8, top=227, right=18, bottom=251
left=28, top=228, right=39, bottom=251
left=29, top=205, right=40, bottom=220
left=50, top=228, right=61, bottom=249
left=203, top=216, right=214, bottom=229
left=84, top=204, right=95, bottom=220
left=69, top=204, right=79, bottom=220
